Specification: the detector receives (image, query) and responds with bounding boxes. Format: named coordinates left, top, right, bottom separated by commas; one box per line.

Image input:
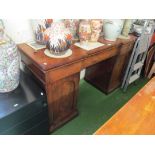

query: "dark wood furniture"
left=144, top=44, right=155, bottom=77
left=85, top=37, right=135, bottom=93
left=0, top=71, right=49, bottom=135
left=95, top=77, right=155, bottom=135
left=18, top=35, right=136, bottom=132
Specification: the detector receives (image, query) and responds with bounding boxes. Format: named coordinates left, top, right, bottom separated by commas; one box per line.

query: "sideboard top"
left=18, top=35, right=136, bottom=71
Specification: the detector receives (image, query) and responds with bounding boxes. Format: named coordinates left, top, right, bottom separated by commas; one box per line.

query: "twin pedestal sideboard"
left=18, top=36, right=136, bottom=132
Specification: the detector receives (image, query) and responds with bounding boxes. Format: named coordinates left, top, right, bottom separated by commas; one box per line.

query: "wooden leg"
left=148, top=62, right=155, bottom=79
left=46, top=73, right=80, bottom=132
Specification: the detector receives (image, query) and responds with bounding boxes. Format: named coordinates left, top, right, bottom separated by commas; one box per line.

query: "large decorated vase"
left=44, top=22, right=72, bottom=56
left=31, top=19, right=53, bottom=44
left=90, top=19, right=103, bottom=42
left=0, top=32, right=20, bottom=93
left=78, top=20, right=92, bottom=45
left=64, top=19, right=80, bottom=41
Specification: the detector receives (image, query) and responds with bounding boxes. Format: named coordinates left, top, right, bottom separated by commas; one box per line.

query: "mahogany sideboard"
left=18, top=35, right=136, bottom=132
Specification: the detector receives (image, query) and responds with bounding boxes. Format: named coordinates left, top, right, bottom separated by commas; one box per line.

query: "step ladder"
left=121, top=20, right=155, bottom=92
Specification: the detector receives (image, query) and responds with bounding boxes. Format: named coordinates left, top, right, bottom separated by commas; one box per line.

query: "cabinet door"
left=46, top=73, right=80, bottom=131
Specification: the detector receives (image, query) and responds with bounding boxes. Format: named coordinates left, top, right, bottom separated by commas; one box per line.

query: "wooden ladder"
left=121, top=20, right=155, bottom=91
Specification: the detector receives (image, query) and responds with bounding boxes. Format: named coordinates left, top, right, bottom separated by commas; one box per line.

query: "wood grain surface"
left=95, top=77, right=155, bottom=135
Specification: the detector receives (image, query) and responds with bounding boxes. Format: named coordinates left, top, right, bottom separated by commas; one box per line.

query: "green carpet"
left=51, top=78, right=148, bottom=135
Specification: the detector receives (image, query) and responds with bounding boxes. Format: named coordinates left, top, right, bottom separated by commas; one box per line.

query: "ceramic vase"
left=0, top=32, right=20, bottom=93
left=103, top=19, right=124, bottom=41
left=90, top=19, right=103, bottom=42
left=31, top=19, right=53, bottom=45
left=44, top=22, right=72, bottom=56
left=79, top=20, right=92, bottom=45
left=121, top=19, right=132, bottom=37
left=64, top=19, right=80, bottom=41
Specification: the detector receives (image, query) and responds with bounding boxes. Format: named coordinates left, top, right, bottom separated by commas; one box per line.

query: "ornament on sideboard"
left=79, top=20, right=92, bottom=45
left=103, top=19, right=124, bottom=41
left=44, top=22, right=73, bottom=56
left=0, top=32, right=20, bottom=93
left=64, top=19, right=80, bottom=41
left=119, top=19, right=133, bottom=39
left=90, top=19, right=103, bottom=42
left=31, top=19, right=53, bottom=45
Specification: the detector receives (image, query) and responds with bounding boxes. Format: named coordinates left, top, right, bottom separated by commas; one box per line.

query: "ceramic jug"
left=0, top=31, right=20, bottom=93
left=103, top=19, right=124, bottom=41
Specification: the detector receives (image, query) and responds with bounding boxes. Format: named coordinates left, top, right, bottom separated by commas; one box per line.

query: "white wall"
left=3, top=19, right=86, bottom=79
left=3, top=19, right=35, bottom=43
left=2, top=19, right=65, bottom=44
